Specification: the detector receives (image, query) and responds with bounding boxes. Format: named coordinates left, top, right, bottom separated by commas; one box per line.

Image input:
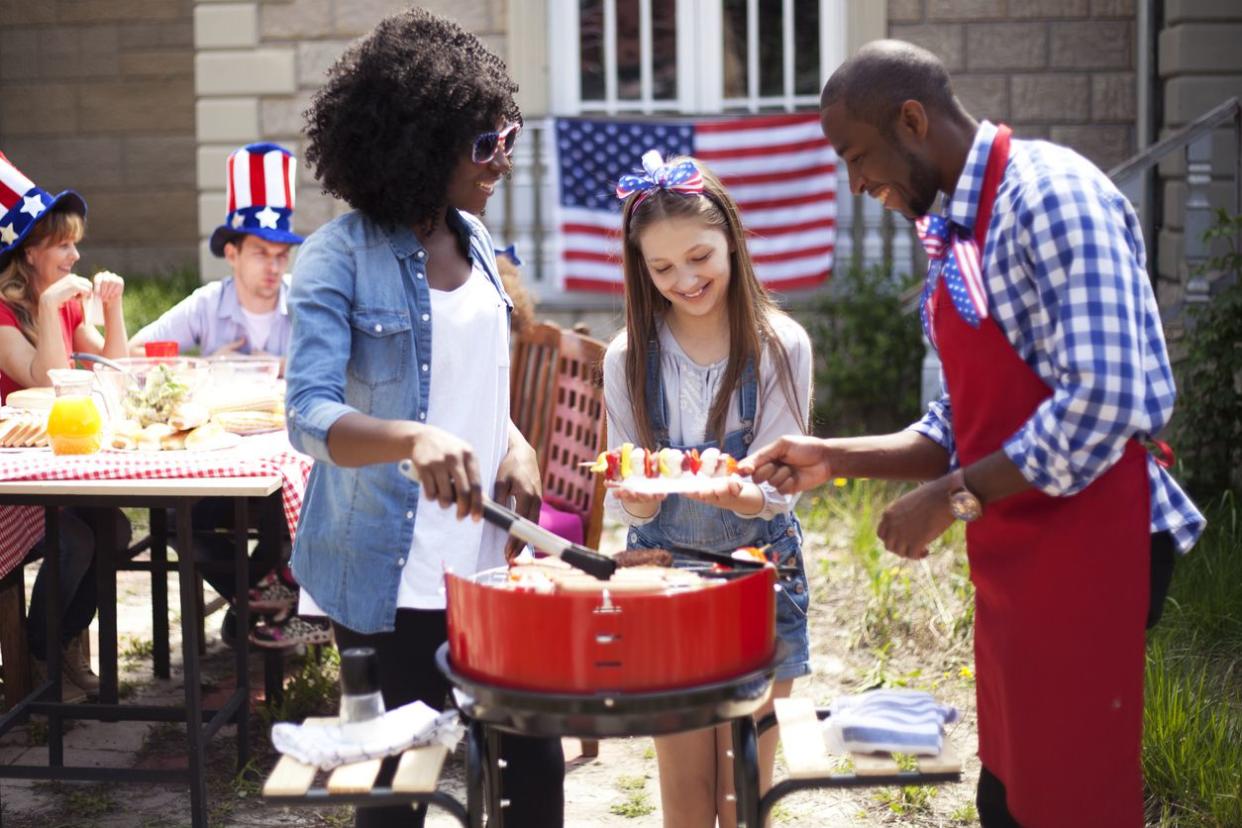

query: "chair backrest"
left=509, top=322, right=561, bottom=468
left=542, top=329, right=608, bottom=550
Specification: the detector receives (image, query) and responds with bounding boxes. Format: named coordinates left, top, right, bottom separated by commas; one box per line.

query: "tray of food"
left=587, top=444, right=745, bottom=494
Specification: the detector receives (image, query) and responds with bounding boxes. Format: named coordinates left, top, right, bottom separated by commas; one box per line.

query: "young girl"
left=0, top=151, right=130, bottom=701
left=604, top=151, right=814, bottom=827
left=285, top=9, right=562, bottom=828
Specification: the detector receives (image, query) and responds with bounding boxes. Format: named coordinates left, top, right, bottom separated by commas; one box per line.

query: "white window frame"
left=550, top=0, right=848, bottom=116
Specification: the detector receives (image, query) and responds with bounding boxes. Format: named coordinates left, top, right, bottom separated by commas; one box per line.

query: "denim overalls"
left=626, top=343, right=811, bottom=680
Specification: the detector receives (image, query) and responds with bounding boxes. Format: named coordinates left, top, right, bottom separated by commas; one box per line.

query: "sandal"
left=248, top=565, right=298, bottom=614
left=249, top=615, right=333, bottom=650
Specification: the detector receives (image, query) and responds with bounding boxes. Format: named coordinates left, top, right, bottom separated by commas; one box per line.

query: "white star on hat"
left=0, top=223, right=16, bottom=245
left=20, top=194, right=45, bottom=218
left=255, top=206, right=279, bottom=229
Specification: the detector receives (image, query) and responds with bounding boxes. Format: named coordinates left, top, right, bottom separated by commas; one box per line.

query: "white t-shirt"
left=300, top=263, right=511, bottom=617
left=398, top=264, right=511, bottom=609
left=240, top=306, right=277, bottom=353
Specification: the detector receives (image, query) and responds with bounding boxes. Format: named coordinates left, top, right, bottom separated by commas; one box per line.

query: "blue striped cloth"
left=823, top=689, right=958, bottom=756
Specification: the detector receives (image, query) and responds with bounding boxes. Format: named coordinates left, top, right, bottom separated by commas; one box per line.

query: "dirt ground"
left=0, top=506, right=981, bottom=827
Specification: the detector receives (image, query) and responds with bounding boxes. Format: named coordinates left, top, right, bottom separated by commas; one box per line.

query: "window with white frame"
left=550, top=0, right=847, bottom=115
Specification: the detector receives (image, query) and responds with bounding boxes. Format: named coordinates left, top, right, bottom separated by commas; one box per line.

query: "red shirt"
left=0, top=299, right=83, bottom=404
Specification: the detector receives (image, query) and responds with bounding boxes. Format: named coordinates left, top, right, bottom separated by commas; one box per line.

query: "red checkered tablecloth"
left=0, top=432, right=312, bottom=580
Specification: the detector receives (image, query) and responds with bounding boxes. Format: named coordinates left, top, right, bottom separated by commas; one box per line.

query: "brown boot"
left=62, top=632, right=100, bottom=696
left=30, top=655, right=88, bottom=704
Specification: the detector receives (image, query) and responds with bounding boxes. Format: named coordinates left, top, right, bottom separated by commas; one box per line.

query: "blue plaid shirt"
left=911, top=121, right=1205, bottom=552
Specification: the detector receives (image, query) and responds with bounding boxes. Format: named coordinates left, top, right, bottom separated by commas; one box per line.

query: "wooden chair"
left=541, top=330, right=608, bottom=758
left=541, top=329, right=607, bottom=552
left=509, top=322, right=561, bottom=469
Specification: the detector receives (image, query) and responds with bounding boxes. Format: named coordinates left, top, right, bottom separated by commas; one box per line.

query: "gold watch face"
left=950, top=490, right=982, bottom=522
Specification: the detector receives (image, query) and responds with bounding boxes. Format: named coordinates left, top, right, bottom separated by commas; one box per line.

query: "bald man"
left=741, top=40, right=1204, bottom=827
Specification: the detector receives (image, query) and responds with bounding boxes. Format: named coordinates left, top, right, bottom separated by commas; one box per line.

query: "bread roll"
left=168, top=402, right=209, bottom=431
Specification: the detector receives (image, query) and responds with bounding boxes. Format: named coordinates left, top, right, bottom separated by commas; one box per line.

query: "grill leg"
left=466, top=720, right=487, bottom=828
left=731, top=716, right=761, bottom=828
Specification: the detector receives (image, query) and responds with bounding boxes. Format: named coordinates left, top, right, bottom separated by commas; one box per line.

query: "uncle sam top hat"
left=209, top=142, right=305, bottom=256
left=0, top=150, right=88, bottom=272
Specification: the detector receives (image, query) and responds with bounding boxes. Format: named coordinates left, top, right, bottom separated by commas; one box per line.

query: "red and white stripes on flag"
left=227, top=147, right=295, bottom=214
left=952, top=237, right=988, bottom=320
left=554, top=113, right=836, bottom=293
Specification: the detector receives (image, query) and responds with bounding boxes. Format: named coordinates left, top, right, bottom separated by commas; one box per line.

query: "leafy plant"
left=120, top=266, right=202, bottom=341
left=795, top=264, right=924, bottom=436
left=1173, top=209, right=1242, bottom=497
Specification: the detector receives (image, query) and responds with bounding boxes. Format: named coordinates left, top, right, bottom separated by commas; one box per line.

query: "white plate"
left=612, top=474, right=744, bottom=495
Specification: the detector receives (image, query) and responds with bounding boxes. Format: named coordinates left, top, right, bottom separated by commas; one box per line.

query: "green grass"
left=1143, top=493, right=1242, bottom=827
left=799, top=479, right=974, bottom=678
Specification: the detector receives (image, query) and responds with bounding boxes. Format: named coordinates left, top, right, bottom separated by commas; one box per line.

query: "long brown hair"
left=619, top=156, right=807, bottom=449
left=0, top=207, right=85, bottom=344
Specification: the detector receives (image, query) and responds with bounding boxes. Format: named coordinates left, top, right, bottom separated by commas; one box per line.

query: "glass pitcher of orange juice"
left=46, top=369, right=104, bottom=455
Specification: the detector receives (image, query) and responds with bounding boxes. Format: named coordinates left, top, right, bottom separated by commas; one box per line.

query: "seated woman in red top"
left=0, top=150, right=131, bottom=701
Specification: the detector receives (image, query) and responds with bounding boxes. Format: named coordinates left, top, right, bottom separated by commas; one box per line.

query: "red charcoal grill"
left=439, top=565, right=787, bottom=828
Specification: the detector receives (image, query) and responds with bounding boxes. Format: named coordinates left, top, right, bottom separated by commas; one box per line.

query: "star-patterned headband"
left=615, top=150, right=704, bottom=206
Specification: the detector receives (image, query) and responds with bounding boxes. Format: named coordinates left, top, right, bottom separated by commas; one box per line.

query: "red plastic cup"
left=143, top=341, right=179, bottom=358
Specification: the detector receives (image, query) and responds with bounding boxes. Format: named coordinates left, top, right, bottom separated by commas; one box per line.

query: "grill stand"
left=437, top=641, right=784, bottom=828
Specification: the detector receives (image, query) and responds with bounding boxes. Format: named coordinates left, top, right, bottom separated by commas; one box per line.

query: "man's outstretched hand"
left=739, top=435, right=835, bottom=495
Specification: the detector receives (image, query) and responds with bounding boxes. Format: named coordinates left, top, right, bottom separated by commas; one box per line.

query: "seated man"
left=129, top=142, right=302, bottom=364
left=134, top=143, right=327, bottom=648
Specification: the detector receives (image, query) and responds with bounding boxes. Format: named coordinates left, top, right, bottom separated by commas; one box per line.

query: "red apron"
left=934, top=125, right=1150, bottom=827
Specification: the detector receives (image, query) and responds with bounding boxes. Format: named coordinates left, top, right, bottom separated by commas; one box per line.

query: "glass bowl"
left=207, top=355, right=281, bottom=387
left=91, top=357, right=209, bottom=426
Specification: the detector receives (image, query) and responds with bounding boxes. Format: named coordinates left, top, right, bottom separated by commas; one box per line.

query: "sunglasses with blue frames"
left=472, top=121, right=522, bottom=165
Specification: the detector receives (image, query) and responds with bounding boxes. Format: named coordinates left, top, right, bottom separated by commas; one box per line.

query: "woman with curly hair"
left=285, top=8, right=563, bottom=827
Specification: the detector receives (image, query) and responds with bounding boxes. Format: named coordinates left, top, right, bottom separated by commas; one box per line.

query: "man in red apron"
left=742, top=41, right=1205, bottom=827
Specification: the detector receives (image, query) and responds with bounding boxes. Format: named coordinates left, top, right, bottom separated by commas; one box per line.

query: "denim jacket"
left=285, top=208, right=511, bottom=634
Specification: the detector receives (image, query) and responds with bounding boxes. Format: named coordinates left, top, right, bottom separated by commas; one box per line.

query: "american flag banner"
left=555, top=113, right=837, bottom=293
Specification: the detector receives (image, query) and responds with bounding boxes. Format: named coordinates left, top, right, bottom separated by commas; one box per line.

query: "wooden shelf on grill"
left=262, top=717, right=450, bottom=799
left=774, top=697, right=962, bottom=780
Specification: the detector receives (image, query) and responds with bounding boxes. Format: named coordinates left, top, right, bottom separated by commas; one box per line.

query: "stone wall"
left=886, top=0, right=1137, bottom=170
left=1155, top=0, right=1242, bottom=296
left=0, top=0, right=197, bottom=277
left=193, top=0, right=507, bottom=279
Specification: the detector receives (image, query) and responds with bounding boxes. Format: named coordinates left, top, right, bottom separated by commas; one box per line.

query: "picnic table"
left=0, top=432, right=311, bottom=828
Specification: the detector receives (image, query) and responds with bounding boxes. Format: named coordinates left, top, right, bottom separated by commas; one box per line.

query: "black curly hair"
left=304, top=7, right=520, bottom=230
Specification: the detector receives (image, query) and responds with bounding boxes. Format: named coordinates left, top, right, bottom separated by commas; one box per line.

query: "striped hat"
left=0, top=150, right=88, bottom=272
left=209, top=142, right=304, bottom=257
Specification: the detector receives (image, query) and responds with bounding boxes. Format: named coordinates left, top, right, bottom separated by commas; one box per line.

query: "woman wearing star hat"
left=0, top=149, right=132, bottom=701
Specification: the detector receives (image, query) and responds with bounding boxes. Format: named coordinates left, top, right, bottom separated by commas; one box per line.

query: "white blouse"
left=603, top=312, right=813, bottom=526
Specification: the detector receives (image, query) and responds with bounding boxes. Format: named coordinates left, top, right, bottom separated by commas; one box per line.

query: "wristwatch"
left=947, top=468, right=983, bottom=522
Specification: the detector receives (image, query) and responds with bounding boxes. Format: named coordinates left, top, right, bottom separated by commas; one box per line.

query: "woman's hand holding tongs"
left=406, top=423, right=484, bottom=520
left=495, top=425, right=542, bottom=561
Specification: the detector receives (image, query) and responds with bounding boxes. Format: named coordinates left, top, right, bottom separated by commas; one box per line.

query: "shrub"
left=1173, top=209, right=1242, bottom=498
left=794, top=265, right=924, bottom=437
left=122, top=266, right=202, bottom=338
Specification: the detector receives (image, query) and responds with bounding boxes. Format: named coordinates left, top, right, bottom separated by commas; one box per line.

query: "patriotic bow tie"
left=615, top=149, right=704, bottom=202
left=915, top=214, right=989, bottom=344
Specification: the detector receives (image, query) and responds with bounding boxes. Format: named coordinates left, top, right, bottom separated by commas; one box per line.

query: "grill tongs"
left=398, top=459, right=617, bottom=581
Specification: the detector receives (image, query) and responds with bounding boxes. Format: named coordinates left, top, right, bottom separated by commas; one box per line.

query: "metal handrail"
left=1108, top=96, right=1241, bottom=188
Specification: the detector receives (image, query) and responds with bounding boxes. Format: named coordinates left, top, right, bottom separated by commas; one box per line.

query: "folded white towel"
left=271, top=701, right=465, bottom=770
left=822, top=688, right=957, bottom=756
